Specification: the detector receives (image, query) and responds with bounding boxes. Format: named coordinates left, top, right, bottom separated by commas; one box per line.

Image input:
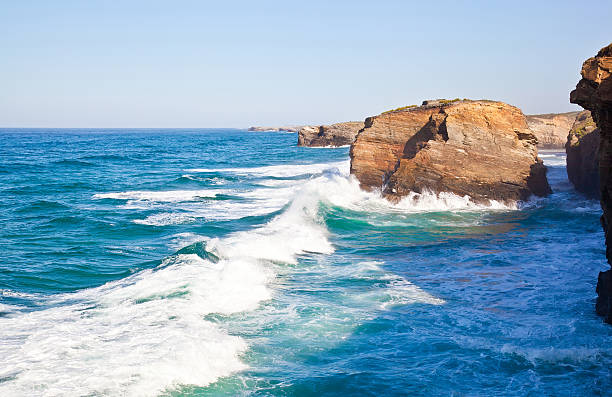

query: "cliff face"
left=349, top=100, right=551, bottom=203
left=570, top=43, right=612, bottom=323
left=526, top=112, right=581, bottom=148
left=297, top=122, right=364, bottom=147
left=565, top=111, right=600, bottom=197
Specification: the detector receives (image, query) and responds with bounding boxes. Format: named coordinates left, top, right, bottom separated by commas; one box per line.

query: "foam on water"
left=0, top=247, right=274, bottom=396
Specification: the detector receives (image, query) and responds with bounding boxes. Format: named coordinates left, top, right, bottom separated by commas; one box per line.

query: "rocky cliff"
left=297, top=122, right=364, bottom=147
left=565, top=111, right=600, bottom=197
left=349, top=99, right=551, bottom=203
left=570, top=43, right=612, bottom=323
left=526, top=112, right=581, bottom=148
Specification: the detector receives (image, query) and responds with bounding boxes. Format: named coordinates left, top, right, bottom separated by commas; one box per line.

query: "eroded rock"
left=349, top=99, right=551, bottom=203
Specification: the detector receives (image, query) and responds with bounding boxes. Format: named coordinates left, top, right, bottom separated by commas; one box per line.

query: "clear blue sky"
left=1, top=0, right=611, bottom=128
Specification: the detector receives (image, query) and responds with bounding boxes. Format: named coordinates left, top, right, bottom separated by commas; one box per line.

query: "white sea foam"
left=0, top=253, right=262, bottom=396
left=286, top=170, right=515, bottom=215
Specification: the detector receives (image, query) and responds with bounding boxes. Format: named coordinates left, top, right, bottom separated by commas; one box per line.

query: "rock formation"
left=349, top=99, right=551, bottom=203
left=565, top=111, right=600, bottom=197
left=297, top=122, right=364, bottom=147
left=248, top=126, right=302, bottom=132
left=570, top=43, right=612, bottom=323
left=526, top=112, right=581, bottom=148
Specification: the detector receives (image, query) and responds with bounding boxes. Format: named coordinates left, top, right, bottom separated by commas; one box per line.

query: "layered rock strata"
left=526, top=112, right=581, bottom=148
left=565, top=111, right=600, bottom=197
left=349, top=100, right=551, bottom=203
left=297, top=122, right=364, bottom=147
left=570, top=43, right=612, bottom=323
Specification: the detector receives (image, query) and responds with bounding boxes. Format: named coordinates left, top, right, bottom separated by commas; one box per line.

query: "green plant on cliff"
left=382, top=104, right=418, bottom=114
left=438, top=98, right=461, bottom=104
left=570, top=119, right=596, bottom=139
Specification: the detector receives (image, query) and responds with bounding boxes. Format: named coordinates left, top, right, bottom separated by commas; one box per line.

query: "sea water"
left=0, top=129, right=610, bottom=396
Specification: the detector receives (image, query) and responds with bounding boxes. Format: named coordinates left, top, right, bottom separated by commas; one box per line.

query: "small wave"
left=334, top=261, right=445, bottom=309
left=16, top=200, right=70, bottom=213
left=133, top=213, right=197, bottom=226
left=52, top=159, right=95, bottom=167
left=93, top=189, right=227, bottom=202
left=500, top=344, right=605, bottom=365
left=186, top=159, right=350, bottom=178
left=176, top=175, right=227, bottom=185
left=539, top=151, right=567, bottom=167
left=78, top=154, right=127, bottom=161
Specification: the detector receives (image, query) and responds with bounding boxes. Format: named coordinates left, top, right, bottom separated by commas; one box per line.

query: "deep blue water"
left=0, top=129, right=611, bottom=396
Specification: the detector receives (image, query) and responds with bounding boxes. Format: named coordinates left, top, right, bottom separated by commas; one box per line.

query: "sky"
left=1, top=0, right=611, bottom=128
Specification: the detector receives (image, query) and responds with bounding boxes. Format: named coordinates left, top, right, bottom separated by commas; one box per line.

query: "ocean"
left=0, top=128, right=610, bottom=396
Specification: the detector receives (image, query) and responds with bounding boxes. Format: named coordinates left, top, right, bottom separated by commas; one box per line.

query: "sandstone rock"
left=565, top=111, right=599, bottom=197
left=570, top=42, right=612, bottom=324
left=526, top=111, right=581, bottom=148
left=349, top=99, right=551, bottom=203
left=297, top=122, right=364, bottom=147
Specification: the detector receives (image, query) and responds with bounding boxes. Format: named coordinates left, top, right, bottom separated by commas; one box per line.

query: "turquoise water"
left=1, top=129, right=611, bottom=396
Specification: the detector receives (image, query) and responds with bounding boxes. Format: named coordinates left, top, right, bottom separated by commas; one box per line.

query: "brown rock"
left=349, top=99, right=551, bottom=203
left=565, top=111, right=599, bottom=197
left=570, top=42, right=612, bottom=324
left=526, top=112, right=581, bottom=149
left=297, top=122, right=364, bottom=147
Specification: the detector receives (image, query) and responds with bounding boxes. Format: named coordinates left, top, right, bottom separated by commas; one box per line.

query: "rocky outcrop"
left=248, top=126, right=302, bottom=132
left=565, top=111, right=600, bottom=197
left=526, top=112, right=581, bottom=148
left=570, top=43, right=612, bottom=323
left=349, top=99, right=551, bottom=203
left=297, top=122, right=364, bottom=147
